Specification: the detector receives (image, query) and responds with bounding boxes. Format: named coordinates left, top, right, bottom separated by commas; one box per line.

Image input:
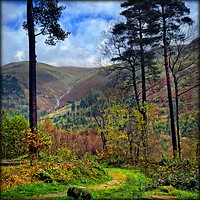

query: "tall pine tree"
left=100, top=0, right=161, bottom=158
left=154, top=0, right=192, bottom=157
left=24, top=0, right=69, bottom=157
left=119, top=0, right=160, bottom=157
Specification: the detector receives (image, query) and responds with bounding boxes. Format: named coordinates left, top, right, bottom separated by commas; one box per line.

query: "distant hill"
left=1, top=37, right=199, bottom=119
left=1, top=61, right=107, bottom=115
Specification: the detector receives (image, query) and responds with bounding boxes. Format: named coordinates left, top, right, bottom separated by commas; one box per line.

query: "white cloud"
left=1, top=1, right=198, bottom=68
left=14, top=50, right=25, bottom=61
left=2, top=24, right=28, bottom=65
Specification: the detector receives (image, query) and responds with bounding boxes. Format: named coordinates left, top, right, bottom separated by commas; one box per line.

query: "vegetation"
left=1, top=0, right=199, bottom=199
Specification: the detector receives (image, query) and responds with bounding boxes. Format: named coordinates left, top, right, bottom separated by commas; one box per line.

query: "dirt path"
left=25, top=169, right=126, bottom=199
left=88, top=169, right=126, bottom=190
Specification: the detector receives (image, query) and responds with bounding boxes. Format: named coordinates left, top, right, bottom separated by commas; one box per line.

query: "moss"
left=67, top=186, right=92, bottom=199
left=156, top=186, right=177, bottom=193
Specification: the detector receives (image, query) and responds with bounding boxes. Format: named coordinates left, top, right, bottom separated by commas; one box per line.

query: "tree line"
left=99, top=0, right=199, bottom=159
left=24, top=0, right=198, bottom=161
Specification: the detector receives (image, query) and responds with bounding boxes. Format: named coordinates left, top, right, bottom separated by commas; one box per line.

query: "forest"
left=1, top=0, right=199, bottom=199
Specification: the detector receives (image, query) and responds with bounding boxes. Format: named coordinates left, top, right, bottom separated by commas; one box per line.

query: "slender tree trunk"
left=101, top=131, right=107, bottom=150
left=27, top=0, right=38, bottom=156
left=174, top=79, right=182, bottom=159
left=128, top=132, right=133, bottom=162
left=162, top=6, right=177, bottom=157
left=130, top=64, right=140, bottom=110
left=139, top=19, right=148, bottom=158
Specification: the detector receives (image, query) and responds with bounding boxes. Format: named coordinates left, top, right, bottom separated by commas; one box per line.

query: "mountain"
left=1, top=61, right=107, bottom=115
left=1, top=37, right=199, bottom=119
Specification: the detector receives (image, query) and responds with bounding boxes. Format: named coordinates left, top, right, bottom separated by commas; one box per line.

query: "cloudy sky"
left=1, top=1, right=199, bottom=68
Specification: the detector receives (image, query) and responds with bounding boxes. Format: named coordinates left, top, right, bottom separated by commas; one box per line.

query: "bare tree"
left=168, top=27, right=199, bottom=159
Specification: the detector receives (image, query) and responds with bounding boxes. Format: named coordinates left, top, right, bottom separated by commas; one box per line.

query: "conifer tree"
left=154, top=0, right=192, bottom=157
left=101, top=0, right=160, bottom=158
left=24, top=0, right=69, bottom=156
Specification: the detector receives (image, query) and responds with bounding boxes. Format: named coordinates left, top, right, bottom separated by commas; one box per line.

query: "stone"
left=156, top=186, right=176, bottom=193
left=35, top=170, right=53, bottom=183
left=67, top=186, right=92, bottom=199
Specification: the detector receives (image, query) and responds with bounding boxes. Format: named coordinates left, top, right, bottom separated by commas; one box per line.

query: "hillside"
left=1, top=37, right=199, bottom=119
left=1, top=62, right=106, bottom=115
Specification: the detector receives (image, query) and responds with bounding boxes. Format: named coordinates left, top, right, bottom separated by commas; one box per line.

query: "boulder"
left=67, top=186, right=91, bottom=199
left=35, top=170, right=53, bottom=183
left=156, top=186, right=176, bottom=193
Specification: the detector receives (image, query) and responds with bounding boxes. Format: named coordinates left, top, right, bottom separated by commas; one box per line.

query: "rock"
left=142, top=186, right=177, bottom=199
left=35, top=170, right=53, bottom=183
left=156, top=186, right=176, bottom=193
left=67, top=186, right=92, bottom=199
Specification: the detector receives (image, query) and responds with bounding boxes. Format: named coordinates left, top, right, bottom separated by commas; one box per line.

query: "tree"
left=155, top=0, right=192, bottom=157
left=168, top=34, right=199, bottom=159
left=100, top=0, right=161, bottom=158
left=71, top=102, right=75, bottom=112
left=85, top=91, right=108, bottom=150
left=24, top=0, right=69, bottom=156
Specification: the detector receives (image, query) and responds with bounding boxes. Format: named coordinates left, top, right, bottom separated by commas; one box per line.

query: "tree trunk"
left=27, top=0, right=38, bottom=156
left=128, top=132, right=133, bottom=162
left=139, top=19, right=147, bottom=158
left=174, top=79, right=182, bottom=160
left=162, top=6, right=178, bottom=157
left=101, top=131, right=107, bottom=150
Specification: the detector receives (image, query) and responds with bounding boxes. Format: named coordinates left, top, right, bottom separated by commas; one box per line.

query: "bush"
left=1, top=110, right=51, bottom=160
left=1, top=110, right=29, bottom=159
left=142, top=158, right=199, bottom=193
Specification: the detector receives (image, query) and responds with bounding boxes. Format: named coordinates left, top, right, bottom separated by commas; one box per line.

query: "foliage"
left=1, top=75, right=27, bottom=113
left=23, top=0, right=69, bottom=46
left=143, top=185, right=199, bottom=200
left=1, top=153, right=109, bottom=198
left=41, top=117, right=102, bottom=156
left=139, top=158, right=199, bottom=193
left=1, top=110, right=52, bottom=160
left=96, top=99, right=161, bottom=165
left=1, top=111, right=29, bottom=159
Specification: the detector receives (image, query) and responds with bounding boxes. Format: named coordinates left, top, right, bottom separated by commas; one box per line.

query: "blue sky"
left=1, top=1, right=199, bottom=67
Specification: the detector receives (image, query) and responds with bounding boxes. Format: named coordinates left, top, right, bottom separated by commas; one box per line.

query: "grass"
left=143, top=186, right=199, bottom=199
left=89, top=168, right=150, bottom=199
left=1, top=167, right=199, bottom=199
left=1, top=181, right=67, bottom=199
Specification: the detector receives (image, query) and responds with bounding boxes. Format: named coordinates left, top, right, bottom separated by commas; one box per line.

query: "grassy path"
left=26, top=168, right=138, bottom=199
left=87, top=168, right=149, bottom=199
left=2, top=168, right=198, bottom=199
left=2, top=168, right=147, bottom=199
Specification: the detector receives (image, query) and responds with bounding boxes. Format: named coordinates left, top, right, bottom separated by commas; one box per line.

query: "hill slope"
left=1, top=62, right=105, bottom=113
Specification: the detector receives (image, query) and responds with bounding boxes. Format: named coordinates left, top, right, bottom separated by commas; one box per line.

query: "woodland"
left=1, top=0, right=199, bottom=199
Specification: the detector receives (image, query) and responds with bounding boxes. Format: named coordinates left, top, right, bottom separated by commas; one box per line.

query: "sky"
left=1, top=1, right=199, bottom=68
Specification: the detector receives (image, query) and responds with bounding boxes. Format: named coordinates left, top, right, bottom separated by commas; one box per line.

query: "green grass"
left=1, top=168, right=199, bottom=200
left=1, top=181, right=67, bottom=199
left=143, top=186, right=199, bottom=199
left=89, top=168, right=150, bottom=199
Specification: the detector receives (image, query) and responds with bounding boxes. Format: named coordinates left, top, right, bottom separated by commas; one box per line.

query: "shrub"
left=1, top=110, right=29, bottom=159
left=142, top=158, right=199, bottom=193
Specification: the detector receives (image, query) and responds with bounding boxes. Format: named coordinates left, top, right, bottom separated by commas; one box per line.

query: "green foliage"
left=1, top=111, right=29, bottom=159
left=50, top=101, right=96, bottom=131
left=1, top=110, right=52, bottom=160
left=180, top=110, right=198, bottom=138
left=141, top=159, right=199, bottom=193
left=1, top=75, right=27, bottom=113
left=38, top=150, right=109, bottom=186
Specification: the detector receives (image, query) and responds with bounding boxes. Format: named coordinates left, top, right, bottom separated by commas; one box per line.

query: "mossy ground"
left=1, top=167, right=199, bottom=200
